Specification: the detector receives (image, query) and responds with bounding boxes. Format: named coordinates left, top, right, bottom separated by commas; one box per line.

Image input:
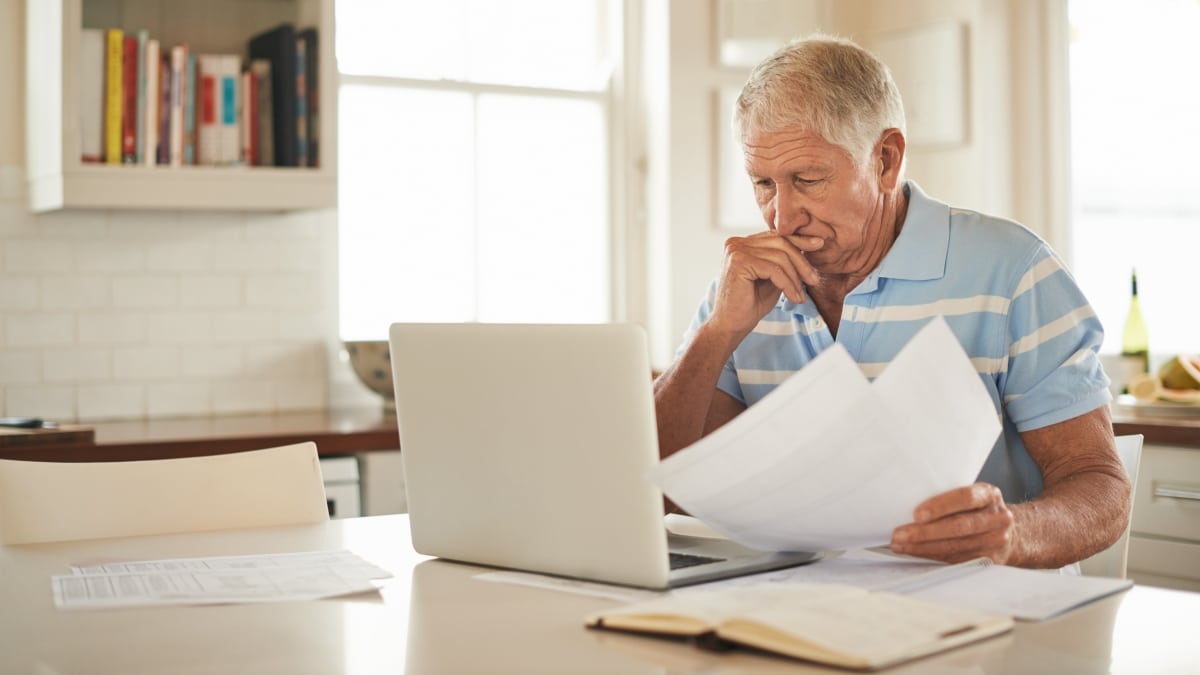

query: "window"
left=336, top=1, right=618, bottom=339
left=1068, top=0, right=1200, bottom=359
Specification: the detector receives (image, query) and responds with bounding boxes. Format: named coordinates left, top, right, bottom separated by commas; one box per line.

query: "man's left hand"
left=890, top=483, right=1015, bottom=564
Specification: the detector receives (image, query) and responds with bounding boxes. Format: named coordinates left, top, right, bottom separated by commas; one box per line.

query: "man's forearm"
left=653, top=324, right=744, bottom=458
left=1008, top=468, right=1131, bottom=568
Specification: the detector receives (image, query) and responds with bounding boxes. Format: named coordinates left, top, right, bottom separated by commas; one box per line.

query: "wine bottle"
left=1120, top=269, right=1149, bottom=376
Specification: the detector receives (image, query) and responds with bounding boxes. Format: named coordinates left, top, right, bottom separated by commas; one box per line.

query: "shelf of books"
left=25, top=0, right=336, bottom=213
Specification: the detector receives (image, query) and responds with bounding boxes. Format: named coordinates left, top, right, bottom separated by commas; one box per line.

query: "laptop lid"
left=389, top=322, right=817, bottom=589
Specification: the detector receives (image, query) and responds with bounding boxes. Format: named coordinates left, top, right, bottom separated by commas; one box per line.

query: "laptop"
left=388, top=322, right=820, bottom=589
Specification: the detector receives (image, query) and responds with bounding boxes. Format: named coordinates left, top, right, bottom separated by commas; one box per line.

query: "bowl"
left=342, top=340, right=395, bottom=410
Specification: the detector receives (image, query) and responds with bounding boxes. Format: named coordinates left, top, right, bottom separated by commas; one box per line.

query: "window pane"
left=338, top=85, right=476, bottom=339
left=475, top=95, right=610, bottom=323
left=1068, top=0, right=1200, bottom=358
left=337, top=0, right=611, bottom=91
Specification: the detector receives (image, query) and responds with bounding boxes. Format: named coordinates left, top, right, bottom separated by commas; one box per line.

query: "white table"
left=2, top=514, right=1197, bottom=674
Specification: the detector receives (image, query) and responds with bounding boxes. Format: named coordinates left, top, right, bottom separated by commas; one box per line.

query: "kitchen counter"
left=0, top=408, right=399, bottom=462
left=1, top=404, right=1196, bottom=464
left=1111, top=408, right=1200, bottom=447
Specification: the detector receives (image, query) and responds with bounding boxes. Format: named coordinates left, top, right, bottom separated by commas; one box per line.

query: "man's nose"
left=773, top=190, right=809, bottom=236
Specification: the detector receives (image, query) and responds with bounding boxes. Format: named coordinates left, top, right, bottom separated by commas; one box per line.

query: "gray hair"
left=734, top=34, right=906, bottom=165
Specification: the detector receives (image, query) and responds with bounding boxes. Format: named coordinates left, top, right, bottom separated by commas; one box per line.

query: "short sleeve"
left=674, top=280, right=746, bottom=405
left=999, top=247, right=1112, bottom=431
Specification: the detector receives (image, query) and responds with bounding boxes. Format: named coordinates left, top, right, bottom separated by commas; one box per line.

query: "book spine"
left=219, top=55, right=241, bottom=165
left=158, top=52, right=170, bottom=165
left=135, top=30, right=148, bottom=164
left=104, top=28, right=123, bottom=164
left=294, top=37, right=307, bottom=167
left=197, top=55, right=217, bottom=165
left=251, top=59, right=274, bottom=167
left=80, top=29, right=105, bottom=163
left=170, top=45, right=186, bottom=167
left=240, top=69, right=256, bottom=165
left=300, top=28, right=318, bottom=167
left=184, top=53, right=197, bottom=165
left=142, top=39, right=159, bottom=166
left=121, top=36, right=137, bottom=163
left=248, top=24, right=297, bottom=166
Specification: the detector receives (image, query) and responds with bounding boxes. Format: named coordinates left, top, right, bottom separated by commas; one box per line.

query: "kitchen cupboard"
left=1127, top=442, right=1200, bottom=592
left=24, top=0, right=336, bottom=212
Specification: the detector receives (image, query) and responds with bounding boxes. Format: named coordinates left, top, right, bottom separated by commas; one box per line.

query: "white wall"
left=0, top=0, right=375, bottom=421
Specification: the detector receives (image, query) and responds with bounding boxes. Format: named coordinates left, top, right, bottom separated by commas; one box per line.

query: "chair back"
left=0, top=442, right=329, bottom=545
left=1078, top=434, right=1143, bottom=578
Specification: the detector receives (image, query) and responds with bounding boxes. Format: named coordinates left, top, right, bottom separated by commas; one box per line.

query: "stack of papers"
left=649, top=317, right=1002, bottom=551
left=52, top=549, right=392, bottom=610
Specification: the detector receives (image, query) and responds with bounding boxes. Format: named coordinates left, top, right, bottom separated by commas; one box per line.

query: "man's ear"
left=877, top=129, right=906, bottom=190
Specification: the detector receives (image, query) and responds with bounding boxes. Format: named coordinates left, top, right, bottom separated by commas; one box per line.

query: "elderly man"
left=654, top=35, right=1129, bottom=569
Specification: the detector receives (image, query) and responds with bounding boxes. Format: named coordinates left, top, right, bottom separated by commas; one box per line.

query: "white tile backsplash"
left=76, top=240, right=147, bottom=272
left=4, top=239, right=75, bottom=273
left=77, top=382, right=145, bottom=420
left=146, top=240, right=214, bottom=272
left=0, top=277, right=37, bottom=309
left=245, top=273, right=316, bottom=308
left=112, top=276, right=180, bottom=307
left=40, top=276, right=112, bottom=309
left=0, top=351, right=41, bottom=384
left=147, top=311, right=214, bottom=344
left=145, top=381, right=212, bottom=417
left=178, top=275, right=242, bottom=307
left=42, top=347, right=111, bottom=382
left=6, top=384, right=76, bottom=420
left=77, top=311, right=148, bottom=344
left=178, top=345, right=244, bottom=378
left=211, top=379, right=274, bottom=415
left=113, top=345, right=181, bottom=380
left=6, top=313, right=74, bottom=346
left=1, top=166, right=341, bottom=422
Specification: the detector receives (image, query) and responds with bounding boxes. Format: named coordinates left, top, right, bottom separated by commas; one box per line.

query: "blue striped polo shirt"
left=678, top=181, right=1111, bottom=504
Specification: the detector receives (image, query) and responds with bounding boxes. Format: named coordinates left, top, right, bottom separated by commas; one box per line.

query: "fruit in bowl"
left=342, top=340, right=395, bottom=409
left=1157, top=354, right=1200, bottom=403
left=1128, top=354, right=1200, bottom=404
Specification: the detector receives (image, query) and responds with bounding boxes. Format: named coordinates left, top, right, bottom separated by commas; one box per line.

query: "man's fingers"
left=726, top=244, right=804, bottom=302
left=912, top=483, right=1004, bottom=523
left=726, top=234, right=821, bottom=298
left=894, top=501, right=1013, bottom=544
left=891, top=528, right=1014, bottom=564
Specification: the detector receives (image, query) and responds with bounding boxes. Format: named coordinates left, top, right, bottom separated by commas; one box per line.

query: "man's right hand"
left=708, top=232, right=825, bottom=337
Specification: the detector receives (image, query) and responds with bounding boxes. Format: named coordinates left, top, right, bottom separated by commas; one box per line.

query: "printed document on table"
left=648, top=316, right=1001, bottom=552
left=53, top=549, right=392, bottom=610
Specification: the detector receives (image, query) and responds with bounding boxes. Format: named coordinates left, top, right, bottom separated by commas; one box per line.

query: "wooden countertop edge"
left=0, top=430, right=402, bottom=463
left=1, top=407, right=1197, bottom=464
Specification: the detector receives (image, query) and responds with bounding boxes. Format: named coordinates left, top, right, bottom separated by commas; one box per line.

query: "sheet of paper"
left=53, top=549, right=392, bottom=610
left=902, top=564, right=1133, bottom=622
left=649, top=316, right=1001, bottom=551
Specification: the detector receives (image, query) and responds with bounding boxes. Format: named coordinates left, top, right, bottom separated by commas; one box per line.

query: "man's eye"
left=793, top=176, right=820, bottom=187
left=753, top=178, right=773, bottom=188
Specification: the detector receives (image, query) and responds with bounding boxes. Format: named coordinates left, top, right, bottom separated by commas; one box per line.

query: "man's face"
left=743, top=127, right=890, bottom=277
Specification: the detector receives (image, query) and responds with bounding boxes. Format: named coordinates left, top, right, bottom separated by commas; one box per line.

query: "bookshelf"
left=24, top=0, right=337, bottom=213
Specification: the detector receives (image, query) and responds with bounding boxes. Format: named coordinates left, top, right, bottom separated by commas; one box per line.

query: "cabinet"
left=1128, top=443, right=1200, bottom=592
left=24, top=0, right=336, bottom=213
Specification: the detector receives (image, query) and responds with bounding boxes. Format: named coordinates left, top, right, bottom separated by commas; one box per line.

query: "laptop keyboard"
left=669, top=551, right=725, bottom=570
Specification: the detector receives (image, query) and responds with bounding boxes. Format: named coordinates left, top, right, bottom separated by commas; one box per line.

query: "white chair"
left=1078, top=434, right=1144, bottom=578
left=0, top=442, right=330, bottom=545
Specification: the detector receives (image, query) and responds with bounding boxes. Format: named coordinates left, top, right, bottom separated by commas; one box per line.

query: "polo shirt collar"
left=876, top=180, right=949, bottom=282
